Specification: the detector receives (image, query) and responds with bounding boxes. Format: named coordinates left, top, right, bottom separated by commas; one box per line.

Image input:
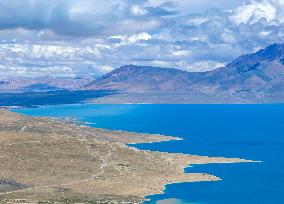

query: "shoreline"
left=0, top=109, right=256, bottom=203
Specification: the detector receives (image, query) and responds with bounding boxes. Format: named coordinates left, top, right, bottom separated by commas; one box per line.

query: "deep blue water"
left=14, top=104, right=284, bottom=204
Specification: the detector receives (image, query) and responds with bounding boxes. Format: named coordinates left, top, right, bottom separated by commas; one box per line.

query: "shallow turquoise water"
left=14, top=104, right=284, bottom=204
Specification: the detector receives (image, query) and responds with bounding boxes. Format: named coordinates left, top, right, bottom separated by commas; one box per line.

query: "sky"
left=0, top=0, right=284, bottom=78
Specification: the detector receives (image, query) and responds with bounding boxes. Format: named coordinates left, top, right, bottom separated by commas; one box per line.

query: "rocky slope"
left=84, top=65, right=202, bottom=92
left=205, top=43, right=284, bottom=92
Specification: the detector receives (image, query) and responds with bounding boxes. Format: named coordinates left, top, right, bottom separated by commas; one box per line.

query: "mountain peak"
left=225, top=42, right=284, bottom=74
left=256, top=43, right=284, bottom=60
left=104, top=65, right=155, bottom=76
left=85, top=64, right=196, bottom=92
left=101, top=64, right=191, bottom=80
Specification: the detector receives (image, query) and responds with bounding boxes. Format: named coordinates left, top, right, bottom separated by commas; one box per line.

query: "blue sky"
left=0, top=0, right=284, bottom=78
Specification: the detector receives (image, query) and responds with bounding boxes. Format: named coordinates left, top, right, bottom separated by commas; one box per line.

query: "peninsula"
left=0, top=110, right=253, bottom=203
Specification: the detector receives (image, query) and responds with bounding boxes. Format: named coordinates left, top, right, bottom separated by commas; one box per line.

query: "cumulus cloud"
left=0, top=0, right=284, bottom=77
left=110, top=32, right=152, bottom=46
left=230, top=1, right=276, bottom=25
left=130, top=5, right=148, bottom=16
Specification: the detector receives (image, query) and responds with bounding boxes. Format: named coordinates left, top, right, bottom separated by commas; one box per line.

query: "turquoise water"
left=14, top=104, right=284, bottom=204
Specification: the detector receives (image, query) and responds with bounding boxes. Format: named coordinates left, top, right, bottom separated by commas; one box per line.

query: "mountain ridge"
left=1, top=42, right=284, bottom=103
left=84, top=42, right=284, bottom=95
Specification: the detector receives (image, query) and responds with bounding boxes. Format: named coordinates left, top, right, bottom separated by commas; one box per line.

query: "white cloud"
left=130, top=5, right=148, bottom=16
left=100, top=65, right=113, bottom=73
left=128, top=32, right=152, bottom=43
left=110, top=32, right=152, bottom=46
left=172, top=50, right=192, bottom=57
left=221, top=32, right=237, bottom=44
left=230, top=1, right=276, bottom=25
left=0, top=0, right=284, bottom=77
left=190, top=61, right=226, bottom=72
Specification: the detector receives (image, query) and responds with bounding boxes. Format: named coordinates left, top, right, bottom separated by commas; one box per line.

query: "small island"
left=0, top=109, right=253, bottom=203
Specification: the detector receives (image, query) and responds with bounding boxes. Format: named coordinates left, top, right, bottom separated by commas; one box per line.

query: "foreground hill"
left=0, top=110, right=251, bottom=203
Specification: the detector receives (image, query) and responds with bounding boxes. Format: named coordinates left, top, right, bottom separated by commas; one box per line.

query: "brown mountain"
left=84, top=43, right=284, bottom=97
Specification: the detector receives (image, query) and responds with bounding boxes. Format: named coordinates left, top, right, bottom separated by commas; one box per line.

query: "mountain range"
left=84, top=43, right=284, bottom=95
left=0, top=76, right=93, bottom=93
left=1, top=42, right=284, bottom=103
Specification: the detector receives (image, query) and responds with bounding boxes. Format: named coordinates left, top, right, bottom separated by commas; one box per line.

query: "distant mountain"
left=84, top=43, right=284, bottom=97
left=1, top=43, right=284, bottom=103
left=205, top=43, right=284, bottom=93
left=0, top=76, right=93, bottom=93
left=0, top=81, right=9, bottom=86
left=22, top=83, right=60, bottom=92
left=84, top=65, right=204, bottom=92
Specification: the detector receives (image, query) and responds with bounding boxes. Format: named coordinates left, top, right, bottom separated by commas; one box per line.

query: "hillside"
left=205, top=43, right=284, bottom=92
left=0, top=109, right=250, bottom=203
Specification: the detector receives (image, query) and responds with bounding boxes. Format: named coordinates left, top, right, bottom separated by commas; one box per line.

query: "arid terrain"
left=0, top=109, right=253, bottom=203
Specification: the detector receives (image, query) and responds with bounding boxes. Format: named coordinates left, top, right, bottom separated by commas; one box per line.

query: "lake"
left=14, top=104, right=284, bottom=204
